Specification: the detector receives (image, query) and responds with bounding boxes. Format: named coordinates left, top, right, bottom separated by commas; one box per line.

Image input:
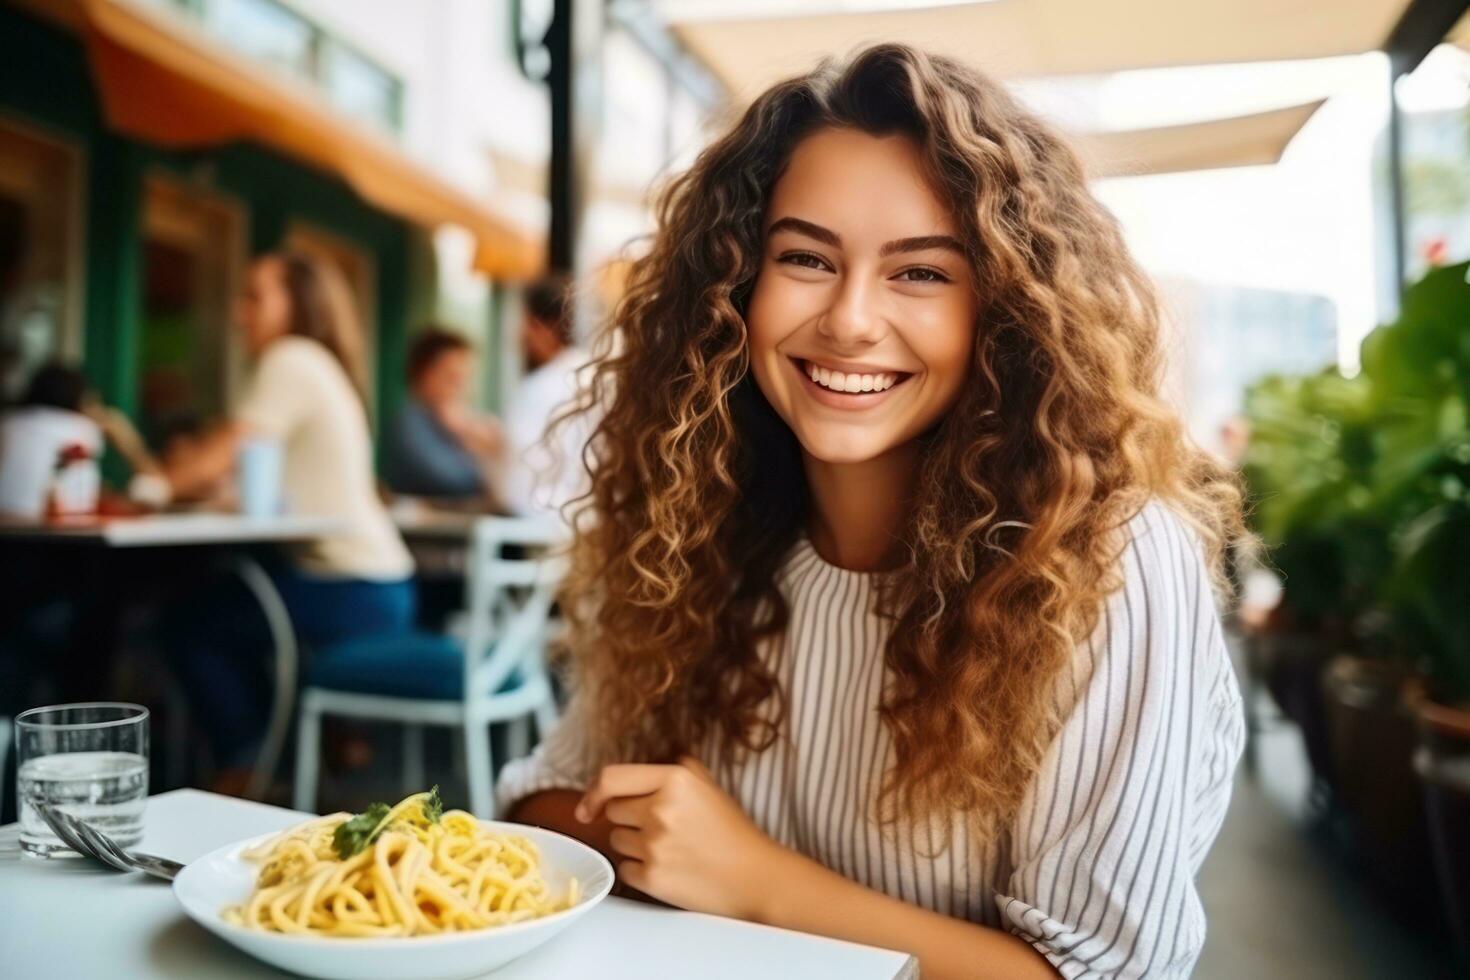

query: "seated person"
left=492, top=275, right=595, bottom=518
left=0, top=363, right=159, bottom=517
left=383, top=328, right=500, bottom=501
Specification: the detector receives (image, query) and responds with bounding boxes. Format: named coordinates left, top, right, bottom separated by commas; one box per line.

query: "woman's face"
left=234, top=257, right=292, bottom=357
left=746, top=127, right=977, bottom=466
left=416, top=347, right=474, bottom=409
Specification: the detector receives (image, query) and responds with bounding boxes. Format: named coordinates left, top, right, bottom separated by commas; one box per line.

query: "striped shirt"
left=497, top=502, right=1246, bottom=978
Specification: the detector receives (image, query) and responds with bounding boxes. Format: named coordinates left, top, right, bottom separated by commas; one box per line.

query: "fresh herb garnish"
left=423, top=785, right=443, bottom=824
left=332, top=802, right=390, bottom=859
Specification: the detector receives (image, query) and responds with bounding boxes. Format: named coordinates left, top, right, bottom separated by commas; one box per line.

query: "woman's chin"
left=794, top=429, right=905, bottom=467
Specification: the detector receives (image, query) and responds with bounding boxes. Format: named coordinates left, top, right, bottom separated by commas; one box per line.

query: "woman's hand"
left=434, top=403, right=504, bottom=458
left=575, top=757, right=785, bottom=920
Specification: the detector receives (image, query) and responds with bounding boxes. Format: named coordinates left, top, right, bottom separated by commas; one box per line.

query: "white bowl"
left=173, top=821, right=615, bottom=980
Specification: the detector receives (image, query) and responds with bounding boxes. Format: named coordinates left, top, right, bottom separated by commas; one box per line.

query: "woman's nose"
left=817, top=274, right=885, bottom=347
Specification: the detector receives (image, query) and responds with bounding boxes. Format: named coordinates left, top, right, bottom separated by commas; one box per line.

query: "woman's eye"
left=896, top=267, right=950, bottom=283
left=778, top=251, right=832, bottom=272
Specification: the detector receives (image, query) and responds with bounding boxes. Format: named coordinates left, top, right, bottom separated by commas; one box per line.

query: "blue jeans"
left=162, top=564, right=416, bottom=769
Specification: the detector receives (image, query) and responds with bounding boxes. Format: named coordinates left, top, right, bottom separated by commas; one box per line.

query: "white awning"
left=1077, top=101, right=1326, bottom=180
left=672, top=0, right=1414, bottom=103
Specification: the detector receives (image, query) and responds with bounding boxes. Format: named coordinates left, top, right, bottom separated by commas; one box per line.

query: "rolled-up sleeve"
left=995, top=503, right=1246, bottom=979
left=495, top=698, right=598, bottom=814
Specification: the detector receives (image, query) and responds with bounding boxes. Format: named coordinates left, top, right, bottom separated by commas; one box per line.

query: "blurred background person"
left=159, top=250, right=415, bottom=795
left=383, top=327, right=500, bottom=502
left=0, top=362, right=160, bottom=517
left=149, top=412, right=233, bottom=507
left=491, top=274, right=595, bottom=518
left=0, top=363, right=101, bottom=518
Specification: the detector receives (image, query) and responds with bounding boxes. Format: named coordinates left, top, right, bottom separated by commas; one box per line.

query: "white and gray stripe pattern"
left=498, top=501, right=1246, bottom=978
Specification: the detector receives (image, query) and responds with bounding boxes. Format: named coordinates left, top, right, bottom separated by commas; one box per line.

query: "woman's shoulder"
left=1095, top=500, right=1232, bottom=688
left=262, top=335, right=333, bottom=369
left=1115, top=499, right=1213, bottom=593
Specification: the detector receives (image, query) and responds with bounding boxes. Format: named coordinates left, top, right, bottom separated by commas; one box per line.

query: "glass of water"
left=15, top=703, right=149, bottom=858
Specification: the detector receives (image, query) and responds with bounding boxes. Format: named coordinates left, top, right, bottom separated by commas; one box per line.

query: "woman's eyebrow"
left=767, top=216, right=840, bottom=247
left=879, top=235, right=966, bottom=257
left=766, top=217, right=964, bottom=258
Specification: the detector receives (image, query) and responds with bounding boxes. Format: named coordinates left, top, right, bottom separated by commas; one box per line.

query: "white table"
left=0, top=512, right=348, bottom=547
left=0, top=790, right=918, bottom=979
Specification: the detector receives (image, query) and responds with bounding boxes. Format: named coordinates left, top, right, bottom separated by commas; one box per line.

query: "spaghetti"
left=222, top=789, right=579, bottom=937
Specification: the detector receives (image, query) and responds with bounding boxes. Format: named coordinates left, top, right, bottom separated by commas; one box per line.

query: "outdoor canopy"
left=671, top=0, right=1415, bottom=177
left=28, top=0, right=543, bottom=280
left=1075, top=101, right=1327, bottom=179
left=672, top=0, right=1417, bottom=99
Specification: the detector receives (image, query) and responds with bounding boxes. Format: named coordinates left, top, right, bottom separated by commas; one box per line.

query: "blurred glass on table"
left=236, top=436, right=284, bottom=517
left=15, top=703, right=149, bottom=858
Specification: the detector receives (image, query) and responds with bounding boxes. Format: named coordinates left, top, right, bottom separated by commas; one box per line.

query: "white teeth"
left=805, top=362, right=902, bottom=394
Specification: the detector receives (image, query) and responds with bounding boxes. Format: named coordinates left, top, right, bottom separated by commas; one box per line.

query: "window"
left=0, top=116, right=83, bottom=402
left=138, top=176, right=245, bottom=440
left=129, top=0, right=405, bottom=135
left=320, top=38, right=403, bottom=132
left=209, top=0, right=315, bottom=79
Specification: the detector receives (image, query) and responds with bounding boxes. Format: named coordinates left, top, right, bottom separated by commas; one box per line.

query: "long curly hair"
left=559, top=44, right=1242, bottom=837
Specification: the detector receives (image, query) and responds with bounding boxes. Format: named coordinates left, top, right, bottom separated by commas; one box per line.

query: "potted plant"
left=1360, top=261, right=1470, bottom=952
left=1241, top=369, right=1393, bottom=806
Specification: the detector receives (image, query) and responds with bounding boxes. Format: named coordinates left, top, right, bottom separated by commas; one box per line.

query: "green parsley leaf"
left=423, top=785, right=443, bottom=824
left=332, top=802, right=390, bottom=859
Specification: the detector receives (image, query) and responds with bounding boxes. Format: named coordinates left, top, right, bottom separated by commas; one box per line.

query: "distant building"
left=1157, top=276, right=1338, bottom=453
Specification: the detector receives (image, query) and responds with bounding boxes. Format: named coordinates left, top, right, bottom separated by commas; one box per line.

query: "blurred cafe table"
left=0, top=512, right=347, bottom=547
left=0, top=789, right=919, bottom=980
left=0, top=512, right=350, bottom=798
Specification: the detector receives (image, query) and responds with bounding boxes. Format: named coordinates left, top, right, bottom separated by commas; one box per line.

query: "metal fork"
left=31, top=801, right=105, bottom=864
left=33, top=802, right=182, bottom=881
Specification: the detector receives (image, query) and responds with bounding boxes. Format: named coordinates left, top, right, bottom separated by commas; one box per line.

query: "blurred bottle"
left=45, top=441, right=99, bottom=517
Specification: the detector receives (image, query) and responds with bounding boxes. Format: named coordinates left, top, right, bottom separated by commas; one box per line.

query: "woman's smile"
left=789, top=356, right=915, bottom=410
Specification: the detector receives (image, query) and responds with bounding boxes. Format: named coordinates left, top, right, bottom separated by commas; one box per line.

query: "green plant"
left=1242, top=369, right=1390, bottom=639
left=1361, top=262, right=1470, bottom=702
left=1244, top=262, right=1470, bottom=701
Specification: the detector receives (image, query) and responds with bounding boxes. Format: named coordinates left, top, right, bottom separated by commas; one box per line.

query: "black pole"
left=1387, top=65, right=1408, bottom=298
left=547, top=0, right=573, bottom=274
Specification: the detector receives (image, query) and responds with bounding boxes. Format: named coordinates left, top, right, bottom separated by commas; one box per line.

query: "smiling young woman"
left=500, top=44, right=1247, bottom=980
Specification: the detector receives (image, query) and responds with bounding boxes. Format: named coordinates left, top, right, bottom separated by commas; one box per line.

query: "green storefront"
left=0, top=1, right=525, bottom=458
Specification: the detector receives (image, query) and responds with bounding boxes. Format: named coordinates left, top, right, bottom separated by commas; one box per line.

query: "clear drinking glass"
left=15, top=702, right=150, bottom=858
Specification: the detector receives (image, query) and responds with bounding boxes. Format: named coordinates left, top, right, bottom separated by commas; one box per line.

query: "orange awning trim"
left=71, top=0, right=541, bottom=279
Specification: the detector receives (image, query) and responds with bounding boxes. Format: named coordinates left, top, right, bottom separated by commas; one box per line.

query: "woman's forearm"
left=756, top=847, right=1059, bottom=980
left=513, top=789, right=1057, bottom=978
left=163, top=423, right=241, bottom=499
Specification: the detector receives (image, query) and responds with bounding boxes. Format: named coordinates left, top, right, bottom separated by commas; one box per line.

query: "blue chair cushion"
left=307, top=631, right=522, bottom=701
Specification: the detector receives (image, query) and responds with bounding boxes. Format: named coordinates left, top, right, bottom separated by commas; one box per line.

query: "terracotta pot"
left=1322, top=657, right=1442, bottom=925
left=1414, top=694, right=1470, bottom=956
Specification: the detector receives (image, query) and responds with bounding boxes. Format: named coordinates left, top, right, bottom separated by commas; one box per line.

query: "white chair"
left=293, top=515, right=566, bottom=817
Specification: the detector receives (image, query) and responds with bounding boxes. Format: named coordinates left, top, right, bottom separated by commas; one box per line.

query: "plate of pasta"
left=172, top=788, right=614, bottom=980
